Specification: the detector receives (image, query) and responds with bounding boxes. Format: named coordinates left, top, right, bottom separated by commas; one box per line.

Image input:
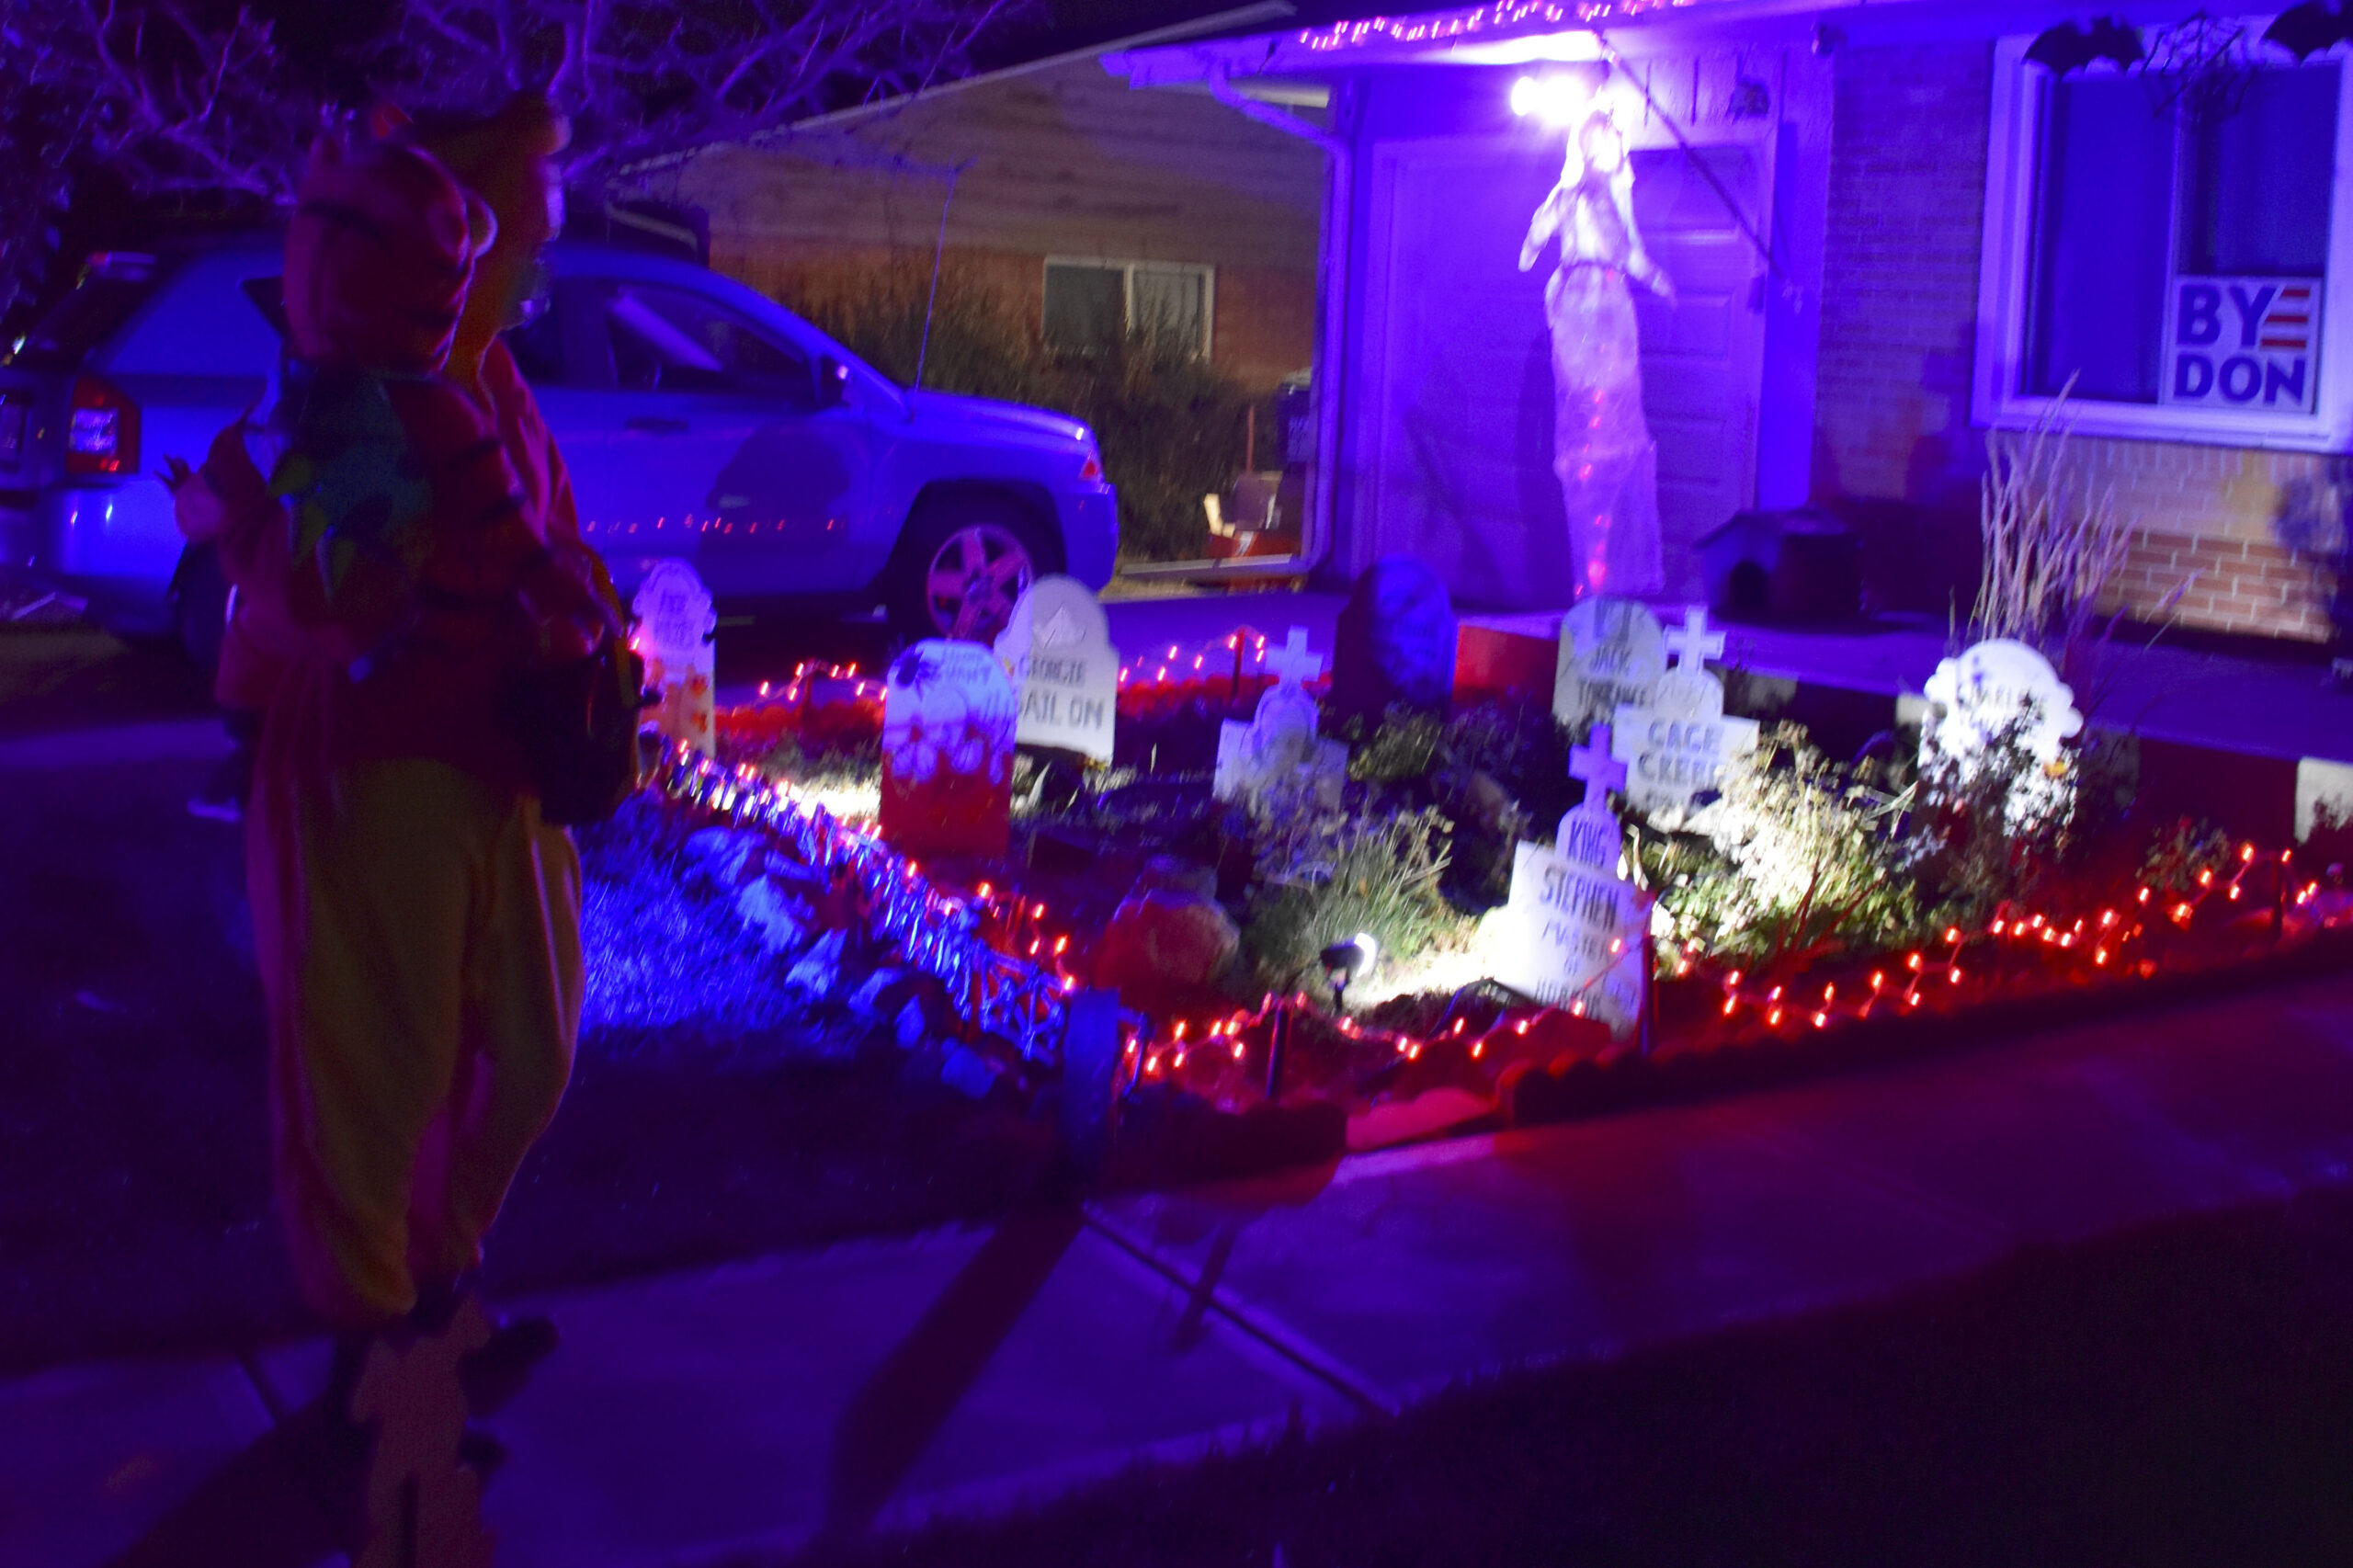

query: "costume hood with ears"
left=282, top=134, right=495, bottom=376
left=377, top=96, right=572, bottom=365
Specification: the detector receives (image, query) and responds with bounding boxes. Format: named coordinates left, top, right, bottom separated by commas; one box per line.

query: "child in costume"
left=177, top=118, right=613, bottom=1392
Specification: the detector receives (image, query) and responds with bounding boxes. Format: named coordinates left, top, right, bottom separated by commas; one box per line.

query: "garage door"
left=1358, top=131, right=1770, bottom=609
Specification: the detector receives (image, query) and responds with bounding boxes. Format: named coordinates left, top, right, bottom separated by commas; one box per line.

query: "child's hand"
left=157, top=455, right=195, bottom=494
left=171, top=463, right=228, bottom=543
left=517, top=551, right=616, bottom=665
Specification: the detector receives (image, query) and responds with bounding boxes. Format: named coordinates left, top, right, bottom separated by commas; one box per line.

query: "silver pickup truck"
left=0, top=236, right=1119, bottom=656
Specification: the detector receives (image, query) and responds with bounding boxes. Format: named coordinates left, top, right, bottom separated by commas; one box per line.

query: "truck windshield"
left=11, top=266, right=169, bottom=369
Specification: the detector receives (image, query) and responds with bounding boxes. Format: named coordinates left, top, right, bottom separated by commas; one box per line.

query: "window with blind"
left=1042, top=260, right=1215, bottom=357
left=1976, top=32, right=2350, bottom=448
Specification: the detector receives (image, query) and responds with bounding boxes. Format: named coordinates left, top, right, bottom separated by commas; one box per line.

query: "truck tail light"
left=1080, top=455, right=1101, bottom=482
left=66, top=375, right=140, bottom=477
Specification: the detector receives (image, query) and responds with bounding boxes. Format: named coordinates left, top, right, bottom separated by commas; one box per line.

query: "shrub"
left=1243, top=800, right=1470, bottom=994
left=1640, top=726, right=1933, bottom=968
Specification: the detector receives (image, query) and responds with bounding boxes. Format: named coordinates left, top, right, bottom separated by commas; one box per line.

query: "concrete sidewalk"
left=12, top=970, right=2353, bottom=1568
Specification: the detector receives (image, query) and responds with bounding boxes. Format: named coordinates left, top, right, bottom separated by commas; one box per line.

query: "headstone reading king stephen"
left=1553, top=597, right=1668, bottom=730
left=633, top=559, right=717, bottom=756
left=1490, top=724, right=1646, bottom=1037
left=1214, top=627, right=1347, bottom=812
left=995, top=574, right=1120, bottom=763
left=1610, top=606, right=1759, bottom=824
left=881, top=639, right=1019, bottom=857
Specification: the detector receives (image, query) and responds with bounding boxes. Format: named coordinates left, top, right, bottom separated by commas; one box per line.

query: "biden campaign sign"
left=2161, top=276, right=2320, bottom=415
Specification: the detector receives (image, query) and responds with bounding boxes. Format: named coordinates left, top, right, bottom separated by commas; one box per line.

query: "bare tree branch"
left=0, top=0, right=1030, bottom=317
left=367, top=0, right=1034, bottom=197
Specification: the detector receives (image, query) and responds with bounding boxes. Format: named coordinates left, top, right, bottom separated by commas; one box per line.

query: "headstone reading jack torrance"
left=632, top=559, right=717, bottom=756
left=1554, top=597, right=1668, bottom=730
left=994, top=575, right=1120, bottom=763
left=881, top=640, right=1019, bottom=857
left=1611, top=606, right=1759, bottom=824
left=1214, top=627, right=1347, bottom=812
left=1490, top=723, right=1646, bottom=1036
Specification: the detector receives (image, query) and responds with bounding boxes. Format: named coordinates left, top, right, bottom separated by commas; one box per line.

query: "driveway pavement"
left=13, top=967, right=2353, bottom=1568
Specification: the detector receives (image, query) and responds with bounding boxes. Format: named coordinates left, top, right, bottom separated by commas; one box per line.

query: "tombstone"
left=632, top=559, right=716, bottom=756
left=880, top=640, right=1019, bottom=857
left=1214, top=626, right=1347, bottom=812
left=1920, top=638, right=2084, bottom=771
left=1920, top=638, right=2085, bottom=824
left=1488, top=724, right=1647, bottom=1037
left=1329, top=556, right=1457, bottom=725
left=994, top=574, right=1120, bottom=763
left=1264, top=626, right=1324, bottom=687
left=1553, top=597, right=1668, bottom=729
left=1610, top=606, right=1759, bottom=823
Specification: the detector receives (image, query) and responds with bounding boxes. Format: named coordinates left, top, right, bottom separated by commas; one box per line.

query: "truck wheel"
left=887, top=498, right=1054, bottom=645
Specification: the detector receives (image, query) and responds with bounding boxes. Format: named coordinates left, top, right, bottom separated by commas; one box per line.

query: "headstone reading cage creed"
left=1489, top=722, right=1646, bottom=1036
left=1610, top=605, right=1759, bottom=823
left=995, top=575, right=1120, bottom=763
left=632, top=559, right=717, bottom=756
left=1554, top=597, right=1667, bottom=730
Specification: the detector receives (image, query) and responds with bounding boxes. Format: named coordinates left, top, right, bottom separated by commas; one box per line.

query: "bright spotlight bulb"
left=1352, top=932, right=1381, bottom=971
left=1510, top=74, right=1589, bottom=125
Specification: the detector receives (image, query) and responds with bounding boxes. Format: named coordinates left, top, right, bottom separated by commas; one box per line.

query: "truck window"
left=601, top=283, right=813, bottom=403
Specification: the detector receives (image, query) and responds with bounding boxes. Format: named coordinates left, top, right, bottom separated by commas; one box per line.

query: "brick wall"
left=1811, top=40, right=2336, bottom=642
left=2072, top=438, right=2336, bottom=639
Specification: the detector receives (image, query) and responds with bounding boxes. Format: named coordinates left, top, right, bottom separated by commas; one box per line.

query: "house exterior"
left=651, top=36, right=1328, bottom=396
left=1109, top=2, right=2349, bottom=641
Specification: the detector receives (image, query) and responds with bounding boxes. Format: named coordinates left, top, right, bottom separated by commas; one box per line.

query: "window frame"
left=1040, top=256, right=1218, bottom=358
left=1972, top=28, right=2353, bottom=452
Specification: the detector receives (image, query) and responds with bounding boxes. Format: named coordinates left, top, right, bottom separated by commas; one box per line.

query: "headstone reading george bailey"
left=1611, top=606, right=1758, bottom=823
left=1214, top=626, right=1347, bottom=812
left=881, top=640, right=1019, bottom=857
left=1553, top=597, right=1668, bottom=730
left=995, top=574, right=1120, bottom=763
left=1329, top=556, right=1457, bottom=724
left=1489, top=723, right=1646, bottom=1036
left=634, top=560, right=717, bottom=756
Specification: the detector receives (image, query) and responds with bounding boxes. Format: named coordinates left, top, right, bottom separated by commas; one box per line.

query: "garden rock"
left=1329, top=555, right=1457, bottom=725
left=1131, top=854, right=1219, bottom=902
left=940, top=1043, right=1005, bottom=1099
left=784, top=929, right=846, bottom=996
left=686, top=827, right=762, bottom=887
left=846, top=967, right=911, bottom=1019
left=894, top=998, right=928, bottom=1049
left=1094, top=889, right=1242, bottom=1003
left=733, top=878, right=809, bottom=953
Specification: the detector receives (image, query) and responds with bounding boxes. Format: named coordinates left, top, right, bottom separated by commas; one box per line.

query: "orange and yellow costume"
left=184, top=108, right=613, bottom=1330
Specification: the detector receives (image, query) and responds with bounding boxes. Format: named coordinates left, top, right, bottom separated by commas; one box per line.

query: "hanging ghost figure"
left=1520, top=101, right=1676, bottom=600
